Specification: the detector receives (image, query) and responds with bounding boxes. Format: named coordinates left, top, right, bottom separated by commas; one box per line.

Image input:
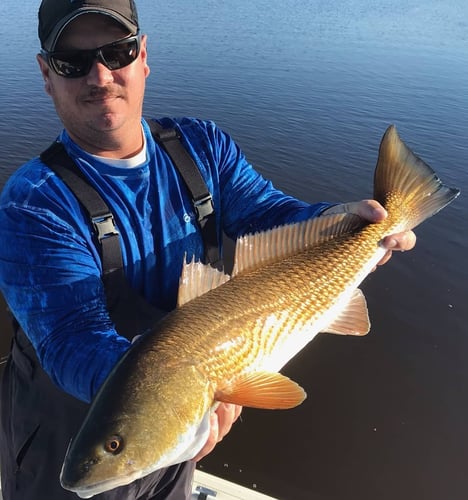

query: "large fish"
left=60, top=126, right=459, bottom=497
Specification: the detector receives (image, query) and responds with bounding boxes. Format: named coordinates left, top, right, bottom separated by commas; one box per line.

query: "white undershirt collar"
left=89, top=128, right=147, bottom=168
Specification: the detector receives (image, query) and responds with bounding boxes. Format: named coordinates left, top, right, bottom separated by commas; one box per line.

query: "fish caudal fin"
left=374, top=125, right=460, bottom=231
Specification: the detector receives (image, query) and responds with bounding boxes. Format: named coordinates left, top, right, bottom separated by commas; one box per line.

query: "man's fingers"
left=348, top=199, right=387, bottom=222
left=192, top=404, right=242, bottom=463
left=216, top=403, right=242, bottom=441
left=324, top=200, right=388, bottom=222
left=381, top=231, right=417, bottom=252
left=193, top=413, right=218, bottom=462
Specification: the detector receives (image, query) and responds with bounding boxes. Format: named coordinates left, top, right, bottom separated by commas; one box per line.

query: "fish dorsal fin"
left=177, top=256, right=230, bottom=307
left=322, top=288, right=370, bottom=336
left=232, top=214, right=363, bottom=276
left=177, top=214, right=363, bottom=305
left=215, top=371, right=306, bottom=409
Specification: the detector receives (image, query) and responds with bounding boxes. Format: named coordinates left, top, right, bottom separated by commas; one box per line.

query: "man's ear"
left=37, top=54, right=52, bottom=95
left=140, top=35, right=151, bottom=78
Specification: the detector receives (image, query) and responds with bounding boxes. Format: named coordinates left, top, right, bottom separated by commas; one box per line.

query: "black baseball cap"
left=38, top=0, right=140, bottom=51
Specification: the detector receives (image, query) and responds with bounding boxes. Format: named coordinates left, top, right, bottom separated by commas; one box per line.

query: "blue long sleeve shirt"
left=0, top=117, right=331, bottom=403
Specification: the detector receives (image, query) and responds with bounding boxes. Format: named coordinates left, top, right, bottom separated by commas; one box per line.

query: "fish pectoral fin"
left=321, top=288, right=370, bottom=336
left=215, top=372, right=306, bottom=410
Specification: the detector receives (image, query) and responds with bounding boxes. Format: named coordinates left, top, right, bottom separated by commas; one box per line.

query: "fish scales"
left=154, top=222, right=389, bottom=386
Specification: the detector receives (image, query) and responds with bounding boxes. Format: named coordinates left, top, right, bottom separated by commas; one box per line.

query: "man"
left=0, top=0, right=415, bottom=499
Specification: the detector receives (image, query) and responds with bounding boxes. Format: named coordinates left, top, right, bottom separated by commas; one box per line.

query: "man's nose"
left=85, top=58, right=114, bottom=86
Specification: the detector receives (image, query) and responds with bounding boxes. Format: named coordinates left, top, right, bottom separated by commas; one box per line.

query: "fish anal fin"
left=233, top=214, right=363, bottom=276
left=322, top=288, right=370, bottom=336
left=177, top=256, right=230, bottom=307
left=216, top=371, right=306, bottom=410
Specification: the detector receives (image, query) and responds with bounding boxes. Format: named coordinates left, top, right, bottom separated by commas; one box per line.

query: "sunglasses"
left=41, top=34, right=141, bottom=79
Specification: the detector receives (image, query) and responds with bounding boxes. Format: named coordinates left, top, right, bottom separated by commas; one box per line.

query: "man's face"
left=37, top=14, right=150, bottom=157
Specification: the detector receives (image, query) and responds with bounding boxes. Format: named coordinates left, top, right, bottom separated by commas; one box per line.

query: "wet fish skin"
left=60, top=125, right=460, bottom=498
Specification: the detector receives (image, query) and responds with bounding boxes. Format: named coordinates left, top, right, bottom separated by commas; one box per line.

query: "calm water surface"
left=0, top=1, right=467, bottom=499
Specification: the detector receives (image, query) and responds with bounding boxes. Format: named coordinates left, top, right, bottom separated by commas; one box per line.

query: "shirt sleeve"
left=0, top=172, right=130, bottom=403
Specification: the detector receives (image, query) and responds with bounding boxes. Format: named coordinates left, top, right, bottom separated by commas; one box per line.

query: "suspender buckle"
left=193, top=195, right=214, bottom=222
left=92, top=214, right=119, bottom=242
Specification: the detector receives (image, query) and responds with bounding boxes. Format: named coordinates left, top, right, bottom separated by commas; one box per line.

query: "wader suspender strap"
left=40, top=142, right=124, bottom=275
left=147, top=120, right=221, bottom=268
left=39, top=122, right=221, bottom=278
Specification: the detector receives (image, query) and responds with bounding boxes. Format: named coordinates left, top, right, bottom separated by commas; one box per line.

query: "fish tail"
left=373, top=125, right=460, bottom=231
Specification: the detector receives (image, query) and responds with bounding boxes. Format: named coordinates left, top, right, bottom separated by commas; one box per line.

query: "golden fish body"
left=60, top=126, right=459, bottom=498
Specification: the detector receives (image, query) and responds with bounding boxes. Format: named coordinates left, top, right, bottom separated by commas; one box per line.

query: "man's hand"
left=324, top=199, right=417, bottom=267
left=192, top=403, right=242, bottom=462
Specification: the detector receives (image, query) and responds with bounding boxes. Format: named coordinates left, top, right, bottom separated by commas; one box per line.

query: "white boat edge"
left=192, top=469, right=278, bottom=499
left=0, top=470, right=278, bottom=500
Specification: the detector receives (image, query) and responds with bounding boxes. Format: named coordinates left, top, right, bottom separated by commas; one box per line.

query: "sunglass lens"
left=51, top=53, right=92, bottom=78
left=101, top=39, right=139, bottom=70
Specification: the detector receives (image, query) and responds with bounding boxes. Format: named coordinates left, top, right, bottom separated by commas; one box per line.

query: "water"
left=0, top=1, right=467, bottom=499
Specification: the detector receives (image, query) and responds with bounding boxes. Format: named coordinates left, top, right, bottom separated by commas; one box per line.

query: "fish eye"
left=104, top=435, right=124, bottom=455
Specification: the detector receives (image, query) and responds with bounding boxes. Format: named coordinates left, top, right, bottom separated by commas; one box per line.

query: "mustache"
left=81, top=86, right=122, bottom=100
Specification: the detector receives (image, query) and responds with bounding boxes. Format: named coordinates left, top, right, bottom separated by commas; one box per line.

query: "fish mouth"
left=61, top=470, right=143, bottom=499
left=60, top=451, right=143, bottom=499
